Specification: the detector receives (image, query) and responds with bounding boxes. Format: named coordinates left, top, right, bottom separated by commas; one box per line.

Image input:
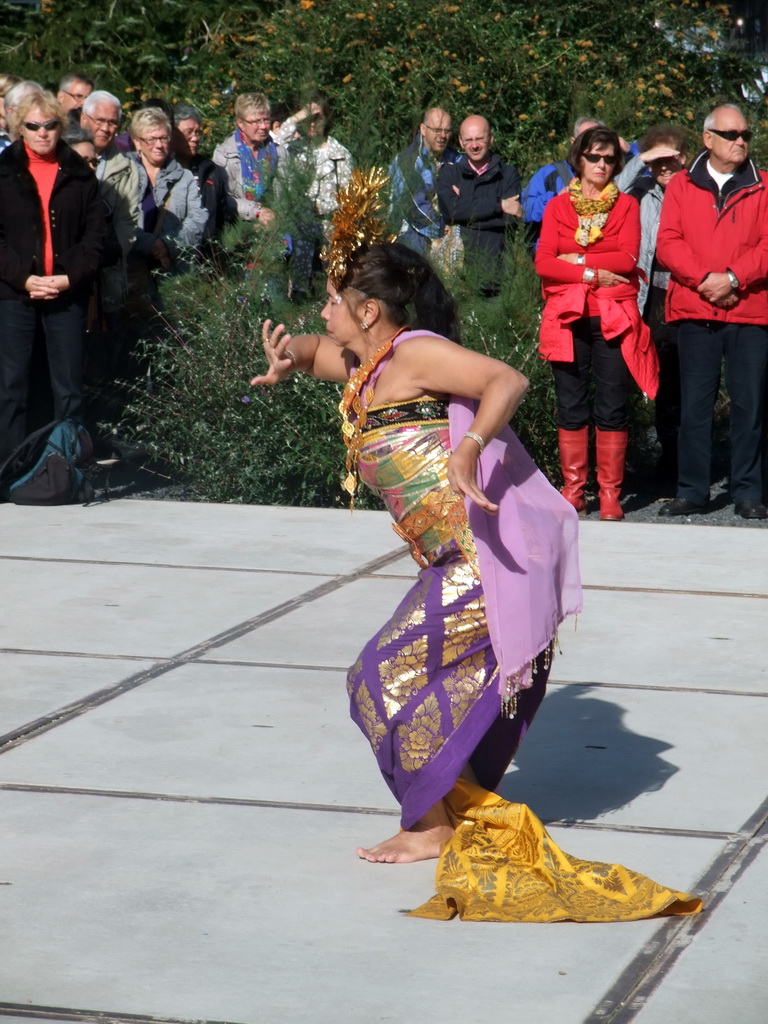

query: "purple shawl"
left=368, top=329, right=583, bottom=696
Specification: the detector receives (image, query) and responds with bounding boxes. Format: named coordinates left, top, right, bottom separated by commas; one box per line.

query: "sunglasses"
left=22, top=119, right=60, bottom=132
left=583, top=152, right=618, bottom=166
left=707, top=128, right=753, bottom=142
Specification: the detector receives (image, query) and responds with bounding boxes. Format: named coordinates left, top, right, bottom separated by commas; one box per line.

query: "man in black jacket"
left=0, top=97, right=105, bottom=461
left=437, top=115, right=521, bottom=295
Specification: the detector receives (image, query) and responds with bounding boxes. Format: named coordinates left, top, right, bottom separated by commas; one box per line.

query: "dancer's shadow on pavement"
left=498, top=685, right=678, bottom=822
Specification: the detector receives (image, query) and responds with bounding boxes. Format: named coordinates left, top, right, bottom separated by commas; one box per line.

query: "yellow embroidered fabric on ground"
left=409, top=780, right=703, bottom=922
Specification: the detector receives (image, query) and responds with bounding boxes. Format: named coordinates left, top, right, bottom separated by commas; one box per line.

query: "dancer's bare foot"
left=356, top=822, right=454, bottom=863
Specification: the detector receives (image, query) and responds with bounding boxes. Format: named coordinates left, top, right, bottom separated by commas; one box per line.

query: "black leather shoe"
left=658, top=497, right=707, bottom=517
left=734, top=499, right=768, bottom=520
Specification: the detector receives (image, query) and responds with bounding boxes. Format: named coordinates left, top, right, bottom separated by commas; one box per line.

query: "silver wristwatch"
left=576, top=254, right=586, bottom=266
left=726, top=269, right=739, bottom=290
left=583, top=267, right=596, bottom=284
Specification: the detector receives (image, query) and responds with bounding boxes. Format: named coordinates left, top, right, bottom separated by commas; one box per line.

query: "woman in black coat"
left=0, top=90, right=105, bottom=462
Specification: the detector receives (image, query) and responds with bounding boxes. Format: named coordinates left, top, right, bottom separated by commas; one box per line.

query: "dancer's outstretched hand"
left=250, top=319, right=296, bottom=386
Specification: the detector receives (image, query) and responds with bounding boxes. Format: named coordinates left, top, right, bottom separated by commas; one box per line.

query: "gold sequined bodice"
left=358, top=398, right=478, bottom=569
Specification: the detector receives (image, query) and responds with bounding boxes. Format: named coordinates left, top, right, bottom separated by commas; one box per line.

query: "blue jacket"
left=522, top=160, right=573, bottom=229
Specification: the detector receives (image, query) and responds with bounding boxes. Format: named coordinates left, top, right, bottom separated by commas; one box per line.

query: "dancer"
left=251, top=170, right=701, bottom=922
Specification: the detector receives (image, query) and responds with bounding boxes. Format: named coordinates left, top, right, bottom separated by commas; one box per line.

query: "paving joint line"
left=368, top=572, right=768, bottom=599
left=0, top=1004, right=248, bottom=1024
left=586, top=792, right=768, bottom=1024
left=0, top=551, right=406, bottom=577
left=0, top=783, right=739, bottom=841
left=0, top=546, right=405, bottom=753
left=0, top=648, right=168, bottom=663
left=582, top=583, right=768, bottom=599
left=1, top=651, right=765, bottom=699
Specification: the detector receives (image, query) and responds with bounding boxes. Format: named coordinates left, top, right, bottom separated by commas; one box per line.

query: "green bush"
left=6, top=0, right=762, bottom=504
left=114, top=224, right=557, bottom=506
left=116, top=227, right=356, bottom=507
left=4, top=1, right=764, bottom=177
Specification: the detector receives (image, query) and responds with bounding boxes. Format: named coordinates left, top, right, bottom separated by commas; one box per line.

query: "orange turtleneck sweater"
left=25, top=143, right=59, bottom=276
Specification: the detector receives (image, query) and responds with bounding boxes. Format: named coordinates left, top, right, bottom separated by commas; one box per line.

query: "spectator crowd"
left=0, top=68, right=766, bottom=519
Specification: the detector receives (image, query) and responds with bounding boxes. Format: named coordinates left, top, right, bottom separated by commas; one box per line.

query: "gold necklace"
left=339, top=328, right=406, bottom=507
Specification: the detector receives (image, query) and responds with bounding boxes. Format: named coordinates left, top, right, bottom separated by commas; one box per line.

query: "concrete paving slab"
left=0, top=663, right=393, bottom=812
left=552, top=588, right=768, bottom=692
left=0, top=559, right=333, bottom=659
left=0, top=501, right=400, bottom=574
left=0, top=654, right=156, bottom=739
left=1, top=501, right=766, bottom=1024
left=578, top=521, right=768, bottom=596
left=206, top=574, right=414, bottom=668
left=0, top=790, right=721, bottom=1024
left=3, top=669, right=763, bottom=836
left=632, top=842, right=768, bottom=1024
left=0, top=1019, right=68, bottom=1024
left=502, top=684, right=768, bottom=834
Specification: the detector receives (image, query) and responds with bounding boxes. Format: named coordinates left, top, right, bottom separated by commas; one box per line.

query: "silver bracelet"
left=464, top=430, right=485, bottom=452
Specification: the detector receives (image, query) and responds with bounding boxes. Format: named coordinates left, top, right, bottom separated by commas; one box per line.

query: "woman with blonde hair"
left=129, top=107, right=207, bottom=277
left=0, top=90, right=104, bottom=460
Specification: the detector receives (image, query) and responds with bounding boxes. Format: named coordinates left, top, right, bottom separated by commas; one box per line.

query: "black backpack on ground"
left=0, top=419, right=97, bottom=505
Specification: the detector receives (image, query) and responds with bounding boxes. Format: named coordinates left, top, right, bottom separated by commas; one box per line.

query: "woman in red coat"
left=535, top=127, right=658, bottom=520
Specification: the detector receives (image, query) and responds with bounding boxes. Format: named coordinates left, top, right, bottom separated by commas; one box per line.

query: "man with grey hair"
left=2, top=80, right=43, bottom=141
left=57, top=72, right=94, bottom=114
left=80, top=90, right=139, bottom=344
left=173, top=104, right=235, bottom=246
left=656, top=103, right=768, bottom=519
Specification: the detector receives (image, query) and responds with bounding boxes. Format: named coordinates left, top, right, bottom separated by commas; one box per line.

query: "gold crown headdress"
left=322, top=167, right=395, bottom=287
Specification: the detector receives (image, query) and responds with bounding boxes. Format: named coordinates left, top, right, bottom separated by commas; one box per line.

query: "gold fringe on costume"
left=409, top=779, right=703, bottom=923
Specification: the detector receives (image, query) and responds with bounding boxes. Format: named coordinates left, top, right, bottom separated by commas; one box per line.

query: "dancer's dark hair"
left=340, top=243, right=461, bottom=343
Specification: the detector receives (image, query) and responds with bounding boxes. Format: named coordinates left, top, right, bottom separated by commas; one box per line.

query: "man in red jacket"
left=656, top=104, right=768, bottom=519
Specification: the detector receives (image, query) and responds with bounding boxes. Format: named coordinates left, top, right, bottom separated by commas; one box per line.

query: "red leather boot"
left=596, top=428, right=628, bottom=521
left=558, top=426, right=589, bottom=515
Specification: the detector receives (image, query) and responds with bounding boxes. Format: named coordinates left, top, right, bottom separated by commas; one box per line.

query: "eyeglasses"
left=22, top=120, right=60, bottom=132
left=241, top=117, right=271, bottom=126
left=138, top=135, right=171, bottom=145
left=85, top=115, right=120, bottom=129
left=423, top=124, right=452, bottom=136
left=583, top=152, right=618, bottom=165
left=179, top=127, right=203, bottom=138
left=64, top=90, right=91, bottom=103
left=707, top=128, right=752, bottom=142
